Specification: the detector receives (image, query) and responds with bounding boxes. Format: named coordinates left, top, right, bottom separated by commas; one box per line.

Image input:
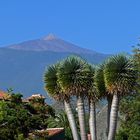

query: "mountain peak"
left=6, top=34, right=98, bottom=54
left=42, top=33, right=57, bottom=40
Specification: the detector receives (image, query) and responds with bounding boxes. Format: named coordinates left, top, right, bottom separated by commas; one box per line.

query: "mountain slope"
left=0, top=35, right=110, bottom=103
left=7, top=34, right=99, bottom=54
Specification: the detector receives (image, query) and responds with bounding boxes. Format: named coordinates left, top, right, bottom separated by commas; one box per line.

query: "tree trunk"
left=108, top=94, right=119, bottom=140
left=77, top=95, right=87, bottom=140
left=89, top=98, right=97, bottom=140
left=106, top=95, right=113, bottom=136
left=64, top=100, right=79, bottom=140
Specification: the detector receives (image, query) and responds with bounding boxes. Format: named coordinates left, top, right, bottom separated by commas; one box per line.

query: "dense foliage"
left=116, top=46, right=140, bottom=140
left=0, top=50, right=139, bottom=140
left=47, top=111, right=73, bottom=140
left=44, top=54, right=137, bottom=140
left=0, top=91, right=54, bottom=140
left=116, top=94, right=140, bottom=140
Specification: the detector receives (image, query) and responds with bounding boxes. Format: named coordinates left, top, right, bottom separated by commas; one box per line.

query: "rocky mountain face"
left=0, top=34, right=110, bottom=103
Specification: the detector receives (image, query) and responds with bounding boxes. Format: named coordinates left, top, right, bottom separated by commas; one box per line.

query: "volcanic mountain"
left=0, top=34, right=110, bottom=103
left=7, top=34, right=98, bottom=54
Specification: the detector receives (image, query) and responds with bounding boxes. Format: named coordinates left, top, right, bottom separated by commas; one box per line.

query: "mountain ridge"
left=4, top=34, right=101, bottom=55
left=0, top=34, right=111, bottom=103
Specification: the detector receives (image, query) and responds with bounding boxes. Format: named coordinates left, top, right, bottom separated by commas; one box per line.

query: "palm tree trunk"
left=89, top=98, right=97, bottom=140
left=106, top=95, right=112, bottom=136
left=64, top=100, right=79, bottom=140
left=108, top=94, right=119, bottom=140
left=77, top=95, right=87, bottom=140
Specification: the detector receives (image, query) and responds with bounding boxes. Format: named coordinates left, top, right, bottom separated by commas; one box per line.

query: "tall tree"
left=44, top=64, right=79, bottom=140
left=114, top=46, right=140, bottom=139
left=103, top=55, right=137, bottom=140
left=58, top=56, right=90, bottom=140
left=94, top=64, right=113, bottom=136
left=86, top=64, right=97, bottom=140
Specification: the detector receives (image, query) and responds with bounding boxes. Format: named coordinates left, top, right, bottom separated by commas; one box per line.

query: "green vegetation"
left=0, top=50, right=139, bottom=140
left=104, top=55, right=137, bottom=140
left=116, top=46, right=140, bottom=140
left=44, top=54, right=138, bottom=140
left=116, top=94, right=140, bottom=140
left=0, top=90, right=54, bottom=140
left=47, top=111, right=73, bottom=140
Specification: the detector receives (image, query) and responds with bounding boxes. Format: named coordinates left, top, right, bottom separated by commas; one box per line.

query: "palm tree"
left=94, top=64, right=113, bottom=136
left=47, top=111, right=72, bottom=140
left=44, top=64, right=79, bottom=140
left=57, top=56, right=90, bottom=140
left=103, top=55, right=137, bottom=140
left=87, top=64, right=97, bottom=140
left=47, top=111, right=70, bottom=129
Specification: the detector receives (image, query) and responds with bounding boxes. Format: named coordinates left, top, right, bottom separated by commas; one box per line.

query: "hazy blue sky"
left=0, top=0, right=140, bottom=54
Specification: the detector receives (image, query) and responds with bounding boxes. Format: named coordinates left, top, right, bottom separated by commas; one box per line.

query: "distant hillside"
left=0, top=34, right=110, bottom=103
left=7, top=34, right=98, bottom=54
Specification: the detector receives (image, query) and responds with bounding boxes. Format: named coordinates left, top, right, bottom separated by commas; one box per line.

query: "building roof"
left=0, top=90, right=10, bottom=100
left=47, top=128, right=64, bottom=136
left=28, top=128, right=64, bottom=139
left=27, top=94, right=46, bottom=100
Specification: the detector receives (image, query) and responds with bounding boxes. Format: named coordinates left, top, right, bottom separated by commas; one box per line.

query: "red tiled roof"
left=47, top=128, right=64, bottom=136
left=0, top=90, right=9, bottom=99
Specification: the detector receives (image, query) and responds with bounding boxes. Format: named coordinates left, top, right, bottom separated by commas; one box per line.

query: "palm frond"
left=104, top=54, right=138, bottom=95
left=47, top=112, right=69, bottom=128
left=94, top=64, right=106, bottom=98
left=44, top=63, right=62, bottom=99
left=57, top=56, right=92, bottom=95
